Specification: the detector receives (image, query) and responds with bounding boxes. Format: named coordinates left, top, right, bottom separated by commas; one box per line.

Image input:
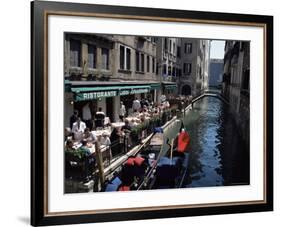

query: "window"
left=169, top=40, right=172, bottom=52
left=126, top=48, right=131, bottom=70
left=141, top=53, right=144, bottom=72
left=101, top=48, right=109, bottom=70
left=147, top=56, right=150, bottom=72
left=120, top=45, right=131, bottom=70
left=242, top=69, right=250, bottom=91
left=187, top=43, right=192, bottom=53
left=88, top=44, right=96, bottom=69
left=168, top=66, right=171, bottom=76
left=156, top=62, right=159, bottom=74
left=163, top=64, right=167, bottom=75
left=172, top=67, right=176, bottom=77
left=184, top=63, right=192, bottom=75
left=173, top=43, right=176, bottom=55
left=119, top=45, right=125, bottom=69
left=177, top=46, right=181, bottom=58
left=184, top=43, right=192, bottom=54
left=136, top=52, right=144, bottom=72
left=70, top=39, right=81, bottom=67
left=164, top=38, right=168, bottom=50
left=136, top=51, right=140, bottom=71
left=152, top=58, right=155, bottom=73
left=151, top=37, right=157, bottom=43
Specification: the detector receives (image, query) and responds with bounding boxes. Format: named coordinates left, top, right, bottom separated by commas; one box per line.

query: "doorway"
left=106, top=97, right=114, bottom=122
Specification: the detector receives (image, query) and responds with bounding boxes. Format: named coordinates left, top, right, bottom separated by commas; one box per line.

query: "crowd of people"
left=64, top=95, right=177, bottom=180
left=64, top=93, right=196, bottom=183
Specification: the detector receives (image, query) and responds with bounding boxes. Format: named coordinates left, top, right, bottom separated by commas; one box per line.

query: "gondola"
left=104, top=121, right=191, bottom=192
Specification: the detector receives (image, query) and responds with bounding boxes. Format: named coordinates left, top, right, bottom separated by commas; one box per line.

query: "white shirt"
left=132, top=100, right=141, bottom=111
left=82, top=103, right=92, bottom=120
left=84, top=131, right=97, bottom=143
left=160, top=95, right=166, bottom=102
left=72, top=121, right=87, bottom=133
left=72, top=121, right=86, bottom=141
left=119, top=104, right=126, bottom=116
left=100, top=136, right=111, bottom=147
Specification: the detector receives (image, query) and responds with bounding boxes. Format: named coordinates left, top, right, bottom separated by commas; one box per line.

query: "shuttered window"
left=126, top=48, right=131, bottom=70
left=88, top=44, right=96, bottom=69
left=141, top=53, right=144, bottom=72
left=184, top=63, right=192, bottom=75
left=101, top=48, right=109, bottom=70
left=70, top=39, right=81, bottom=67
left=136, top=51, right=140, bottom=71
left=120, top=45, right=125, bottom=69
left=147, top=55, right=150, bottom=72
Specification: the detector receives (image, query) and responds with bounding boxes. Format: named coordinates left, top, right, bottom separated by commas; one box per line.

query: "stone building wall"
left=222, top=41, right=250, bottom=147
left=179, top=39, right=210, bottom=96
left=64, top=33, right=159, bottom=83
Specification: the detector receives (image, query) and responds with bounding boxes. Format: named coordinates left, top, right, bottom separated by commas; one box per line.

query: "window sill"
left=69, top=67, right=82, bottom=72
left=88, top=68, right=98, bottom=71
left=100, top=69, right=111, bottom=72
left=118, top=69, right=132, bottom=74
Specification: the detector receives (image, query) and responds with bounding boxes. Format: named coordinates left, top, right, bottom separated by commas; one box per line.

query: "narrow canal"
left=164, top=96, right=250, bottom=188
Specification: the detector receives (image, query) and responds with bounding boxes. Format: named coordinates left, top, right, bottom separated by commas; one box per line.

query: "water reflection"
left=165, top=97, right=249, bottom=188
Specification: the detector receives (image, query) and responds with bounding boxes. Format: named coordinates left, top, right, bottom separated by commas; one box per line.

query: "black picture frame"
left=31, top=0, right=273, bottom=226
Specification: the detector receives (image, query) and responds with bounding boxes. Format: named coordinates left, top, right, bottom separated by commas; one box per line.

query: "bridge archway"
left=181, top=84, right=191, bottom=96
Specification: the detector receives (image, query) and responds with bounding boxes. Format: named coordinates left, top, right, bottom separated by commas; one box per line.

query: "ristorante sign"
left=75, top=88, right=150, bottom=101
left=119, top=88, right=149, bottom=96
left=75, top=90, right=118, bottom=101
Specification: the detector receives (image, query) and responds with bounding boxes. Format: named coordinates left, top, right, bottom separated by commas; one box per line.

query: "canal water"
left=164, top=96, right=249, bottom=188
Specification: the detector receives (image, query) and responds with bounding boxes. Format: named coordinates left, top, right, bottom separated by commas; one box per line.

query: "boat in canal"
left=104, top=122, right=191, bottom=192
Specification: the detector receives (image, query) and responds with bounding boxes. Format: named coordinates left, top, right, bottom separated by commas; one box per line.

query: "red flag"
left=177, top=130, right=190, bottom=153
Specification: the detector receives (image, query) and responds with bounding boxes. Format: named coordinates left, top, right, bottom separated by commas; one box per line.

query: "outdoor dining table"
left=92, top=128, right=111, bottom=137
left=126, top=116, right=139, bottom=122
left=111, top=122, right=125, bottom=128
left=86, top=143, right=107, bottom=154
left=72, top=141, right=107, bottom=154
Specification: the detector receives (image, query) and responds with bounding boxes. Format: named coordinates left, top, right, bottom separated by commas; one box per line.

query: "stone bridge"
left=191, top=89, right=229, bottom=105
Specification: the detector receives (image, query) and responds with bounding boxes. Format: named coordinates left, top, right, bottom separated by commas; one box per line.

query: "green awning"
left=120, top=85, right=150, bottom=91
left=164, top=84, right=177, bottom=90
left=71, top=86, right=118, bottom=93
left=119, top=85, right=150, bottom=96
left=72, top=85, right=151, bottom=101
left=71, top=85, right=150, bottom=93
left=64, top=80, right=72, bottom=92
left=150, top=83, right=161, bottom=90
left=75, top=90, right=118, bottom=101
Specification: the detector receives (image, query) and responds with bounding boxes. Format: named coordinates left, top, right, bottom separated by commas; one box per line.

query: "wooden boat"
left=103, top=125, right=191, bottom=192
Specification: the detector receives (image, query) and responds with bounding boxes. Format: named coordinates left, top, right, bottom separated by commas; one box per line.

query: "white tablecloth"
left=104, top=117, right=111, bottom=125
left=92, top=129, right=111, bottom=137
left=111, top=122, right=125, bottom=128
